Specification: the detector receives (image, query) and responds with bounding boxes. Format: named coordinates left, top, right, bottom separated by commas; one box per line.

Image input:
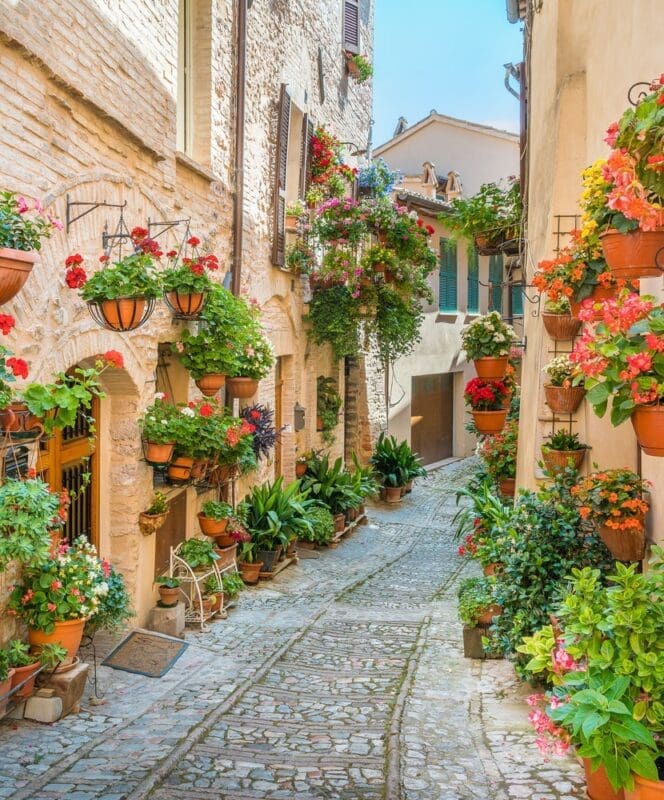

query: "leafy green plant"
left=139, top=396, right=197, bottom=445
left=145, top=492, right=168, bottom=515
left=238, top=478, right=314, bottom=552
left=461, top=311, right=517, bottom=360
left=457, top=576, right=498, bottom=626
left=369, top=288, right=424, bottom=365
left=79, top=253, right=162, bottom=302
left=298, top=505, right=335, bottom=545
left=286, top=200, right=306, bottom=217
left=369, top=433, right=424, bottom=488
left=346, top=52, right=373, bottom=83
left=155, top=576, right=181, bottom=589
left=0, top=191, right=61, bottom=251
left=221, top=571, right=244, bottom=599
left=453, top=476, right=511, bottom=543
left=442, top=179, right=521, bottom=247
left=316, top=376, right=342, bottom=442
left=201, top=501, right=233, bottom=521
left=38, top=643, right=68, bottom=670
left=85, top=565, right=133, bottom=634
left=6, top=639, right=34, bottom=667
left=179, top=538, right=219, bottom=570
left=306, top=285, right=362, bottom=360
left=300, top=456, right=360, bottom=515
left=0, top=478, right=60, bottom=571
left=479, top=419, right=518, bottom=481
left=286, top=239, right=314, bottom=274
left=350, top=453, right=380, bottom=499
left=542, top=431, right=587, bottom=451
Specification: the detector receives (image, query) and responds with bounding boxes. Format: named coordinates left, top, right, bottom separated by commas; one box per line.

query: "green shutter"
left=511, top=280, right=524, bottom=317
left=438, top=239, right=457, bottom=312
left=467, top=245, right=479, bottom=314
left=489, top=254, right=503, bottom=313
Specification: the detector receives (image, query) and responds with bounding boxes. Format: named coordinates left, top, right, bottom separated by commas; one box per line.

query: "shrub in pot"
left=478, top=419, right=518, bottom=497
left=543, top=355, right=585, bottom=414
left=464, top=377, right=510, bottom=435
left=198, top=500, right=234, bottom=540
left=0, top=477, right=61, bottom=571
left=297, top=505, right=335, bottom=549
left=139, top=491, right=169, bottom=536
left=457, top=576, right=501, bottom=627
left=179, top=538, right=220, bottom=573
left=238, top=540, right=262, bottom=584
left=369, top=434, right=423, bottom=501
left=225, top=310, right=274, bottom=398
left=460, top=311, right=517, bottom=379
left=221, top=571, right=244, bottom=601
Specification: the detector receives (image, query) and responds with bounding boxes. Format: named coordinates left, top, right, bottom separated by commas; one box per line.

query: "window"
left=177, top=0, right=212, bottom=162
left=467, top=245, right=479, bottom=314
left=343, top=0, right=360, bottom=54
left=511, top=281, right=524, bottom=317
left=438, top=239, right=457, bottom=313
left=489, top=254, right=504, bottom=313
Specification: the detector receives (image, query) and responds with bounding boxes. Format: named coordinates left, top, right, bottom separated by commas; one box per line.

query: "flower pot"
left=190, top=458, right=209, bottom=480
left=599, top=518, right=646, bottom=562
left=473, top=234, right=502, bottom=256
left=214, top=543, right=238, bottom=570
left=49, top=529, right=64, bottom=557
left=476, top=604, right=502, bottom=625
left=631, top=404, right=664, bottom=457
left=198, top=512, right=229, bottom=537
left=600, top=228, right=664, bottom=279
left=542, top=447, right=587, bottom=474
left=167, top=456, right=193, bottom=483
left=209, top=592, right=223, bottom=613
left=239, top=561, right=262, bottom=584
left=295, top=462, right=307, bottom=478
left=405, top=480, right=413, bottom=494
left=200, top=597, right=214, bottom=617
left=164, top=290, right=206, bottom=318
left=226, top=377, right=259, bottom=399
left=498, top=477, right=515, bottom=497
left=10, top=662, right=40, bottom=699
left=544, top=384, right=585, bottom=415
left=0, top=669, right=15, bottom=718
left=384, top=486, right=403, bottom=504
left=542, top=313, right=582, bottom=341
left=214, top=530, right=235, bottom=548
left=584, top=759, right=625, bottom=800
left=256, top=549, right=280, bottom=573
left=28, top=618, right=86, bottom=665
left=207, top=462, right=239, bottom=485
left=626, top=775, right=664, bottom=800
left=138, top=511, right=168, bottom=536
left=157, top=586, right=180, bottom=607
left=0, top=402, right=44, bottom=440
left=471, top=409, right=507, bottom=435
left=483, top=563, right=503, bottom=576
left=345, top=54, right=360, bottom=78
left=144, top=441, right=175, bottom=466
left=98, top=297, right=148, bottom=331
left=285, top=214, right=299, bottom=233
left=570, top=285, right=617, bottom=319
left=297, top=539, right=316, bottom=550
left=333, top=512, right=346, bottom=531
left=473, top=356, right=508, bottom=379
left=195, top=373, right=226, bottom=397
left=0, top=247, right=37, bottom=304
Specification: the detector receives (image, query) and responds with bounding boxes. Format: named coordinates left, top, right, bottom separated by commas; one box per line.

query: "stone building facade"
left=0, top=0, right=374, bottom=634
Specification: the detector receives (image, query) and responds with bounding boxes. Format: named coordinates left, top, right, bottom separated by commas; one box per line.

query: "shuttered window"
left=489, top=254, right=504, bottom=313
left=299, top=113, right=309, bottom=199
left=511, top=281, right=524, bottom=316
left=272, top=83, right=291, bottom=267
left=467, top=245, right=479, bottom=314
left=438, top=239, right=457, bottom=313
left=343, top=0, right=360, bottom=54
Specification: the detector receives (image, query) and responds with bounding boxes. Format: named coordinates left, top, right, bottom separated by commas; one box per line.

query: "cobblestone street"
left=0, top=460, right=585, bottom=800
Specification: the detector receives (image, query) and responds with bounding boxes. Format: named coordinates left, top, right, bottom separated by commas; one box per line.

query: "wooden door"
left=274, top=357, right=283, bottom=476
left=410, top=373, right=453, bottom=465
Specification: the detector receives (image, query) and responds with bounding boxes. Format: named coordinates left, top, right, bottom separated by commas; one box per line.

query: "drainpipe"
left=231, top=0, right=248, bottom=296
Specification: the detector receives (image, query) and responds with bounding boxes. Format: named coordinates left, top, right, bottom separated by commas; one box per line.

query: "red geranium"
left=0, top=314, right=15, bottom=335
left=65, top=266, right=87, bottom=289
left=6, top=357, right=28, bottom=379
left=463, top=377, right=509, bottom=411
left=102, top=350, right=124, bottom=369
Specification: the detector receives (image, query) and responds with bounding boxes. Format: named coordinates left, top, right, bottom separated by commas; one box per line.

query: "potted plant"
left=316, top=376, right=342, bottom=441
left=162, top=239, right=219, bottom=318
left=138, top=491, right=169, bottom=536
left=179, top=538, right=220, bottom=573
left=443, top=179, right=521, bottom=254
left=139, top=394, right=185, bottom=465
left=286, top=239, right=315, bottom=274
left=478, top=419, right=518, bottom=496
left=541, top=431, right=588, bottom=474
left=221, top=571, right=244, bottom=602
left=571, top=292, right=664, bottom=455
left=297, top=505, right=335, bottom=550
left=8, top=537, right=113, bottom=664
left=360, top=245, right=397, bottom=282
left=285, top=200, right=305, bottom=233
left=295, top=450, right=316, bottom=478
left=543, top=355, right=586, bottom=414
left=166, top=405, right=202, bottom=483
left=572, top=468, right=650, bottom=561
left=357, top=158, right=400, bottom=199
left=541, top=297, right=582, bottom=340
left=198, top=500, right=234, bottom=539
left=464, top=377, right=510, bottom=435
left=300, top=456, right=358, bottom=526
left=0, top=191, right=61, bottom=304
left=68, top=229, right=163, bottom=331
left=369, top=433, right=414, bottom=503
left=0, top=650, right=14, bottom=719
left=461, top=311, right=517, bottom=379
left=457, top=576, right=501, bottom=627
left=226, top=327, right=275, bottom=399
left=238, top=540, right=262, bottom=584
left=204, top=575, right=224, bottom=612
left=0, top=476, right=61, bottom=571
left=155, top=576, right=181, bottom=607
left=345, top=52, right=373, bottom=83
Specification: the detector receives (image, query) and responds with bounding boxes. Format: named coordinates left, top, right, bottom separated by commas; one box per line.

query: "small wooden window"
left=272, top=83, right=291, bottom=267
left=343, top=0, right=360, bottom=54
left=438, top=239, right=458, bottom=313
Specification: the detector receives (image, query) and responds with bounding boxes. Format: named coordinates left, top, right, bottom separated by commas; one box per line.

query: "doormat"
left=101, top=629, right=188, bottom=678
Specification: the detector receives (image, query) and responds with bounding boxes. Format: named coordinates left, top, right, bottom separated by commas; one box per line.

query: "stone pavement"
left=0, top=459, right=585, bottom=799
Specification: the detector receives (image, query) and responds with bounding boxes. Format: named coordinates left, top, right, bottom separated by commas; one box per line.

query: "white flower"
left=494, top=333, right=505, bottom=342
left=154, top=392, right=166, bottom=400
left=180, top=407, right=195, bottom=417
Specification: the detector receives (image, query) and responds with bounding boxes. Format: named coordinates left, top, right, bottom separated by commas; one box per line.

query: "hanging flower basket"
left=164, top=291, right=206, bottom=319
left=0, top=402, right=44, bottom=441
left=544, top=384, right=585, bottom=415
left=138, top=511, right=168, bottom=536
left=542, top=447, right=587, bottom=474
left=87, top=297, right=155, bottom=332
left=195, top=373, right=226, bottom=397
left=631, top=404, right=664, bottom=457
left=0, top=247, right=38, bottom=305
left=600, top=228, right=664, bottom=279
left=472, top=409, right=507, bottom=435
left=144, top=440, right=175, bottom=466
left=598, top=517, right=646, bottom=562
left=542, top=313, right=582, bottom=341
left=473, top=234, right=502, bottom=256
left=474, top=356, right=508, bottom=379
left=226, top=377, right=259, bottom=399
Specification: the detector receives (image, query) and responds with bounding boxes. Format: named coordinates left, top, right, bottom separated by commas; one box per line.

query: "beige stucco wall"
left=516, top=0, right=664, bottom=547
left=0, top=0, right=373, bottom=639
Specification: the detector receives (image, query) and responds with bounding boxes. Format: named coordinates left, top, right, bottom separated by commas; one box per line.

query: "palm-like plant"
left=369, top=434, right=426, bottom=488
left=299, top=456, right=361, bottom=515
left=452, top=477, right=511, bottom=542
left=238, top=478, right=314, bottom=552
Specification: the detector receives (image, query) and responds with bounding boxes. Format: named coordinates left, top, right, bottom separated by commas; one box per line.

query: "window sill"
left=436, top=312, right=460, bottom=323
left=175, top=151, right=220, bottom=182
left=464, top=313, right=481, bottom=322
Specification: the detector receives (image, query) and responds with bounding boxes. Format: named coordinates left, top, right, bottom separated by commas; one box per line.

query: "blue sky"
left=371, top=0, right=524, bottom=147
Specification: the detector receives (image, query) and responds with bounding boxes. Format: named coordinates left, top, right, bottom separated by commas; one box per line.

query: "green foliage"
left=300, top=456, right=361, bottom=516
left=221, top=571, right=245, bottom=599
left=442, top=179, right=521, bottom=246
left=307, top=285, right=362, bottom=360
left=85, top=565, right=133, bottom=634
left=81, top=253, right=162, bottom=302
left=0, top=191, right=59, bottom=251
left=155, top=576, right=181, bottom=589
left=369, top=288, right=424, bottom=365
left=145, top=492, right=168, bottom=515
left=162, top=264, right=213, bottom=294
left=516, top=625, right=563, bottom=686
left=316, top=376, right=342, bottom=439
left=238, top=477, right=314, bottom=552
left=6, top=639, right=34, bottom=667
left=201, top=501, right=233, bottom=521
left=298, top=505, right=335, bottom=545
left=369, top=433, right=425, bottom=488
left=453, top=476, right=511, bottom=543
left=460, top=311, right=517, bottom=360
left=0, top=478, right=60, bottom=571
left=479, top=419, right=518, bottom=481
left=457, top=576, right=498, bottom=626
left=179, top=538, right=219, bottom=570
left=347, top=52, right=373, bottom=83
left=38, top=643, right=68, bottom=670
left=542, top=430, right=587, bottom=451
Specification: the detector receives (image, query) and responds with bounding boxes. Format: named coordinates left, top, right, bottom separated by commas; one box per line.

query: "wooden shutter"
left=467, top=245, right=479, bottom=314
left=489, top=255, right=504, bottom=313
left=511, top=280, right=524, bottom=316
left=299, top=113, right=309, bottom=199
left=343, top=0, right=360, bottom=54
left=438, top=239, right=457, bottom=313
left=304, top=117, right=314, bottom=195
left=272, top=83, right=291, bottom=267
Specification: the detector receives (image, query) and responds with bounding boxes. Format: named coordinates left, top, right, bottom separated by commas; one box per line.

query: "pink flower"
left=16, top=196, right=29, bottom=214
left=47, top=603, right=57, bottom=612
left=50, top=580, right=62, bottom=591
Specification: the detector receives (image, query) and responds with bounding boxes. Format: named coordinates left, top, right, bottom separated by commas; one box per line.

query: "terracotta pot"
left=542, top=313, right=582, bottom=341
left=599, top=518, right=646, bottom=562
left=498, top=477, right=515, bottom=497
left=99, top=297, right=147, bottom=331
left=584, top=758, right=625, bottom=800
left=297, top=539, right=316, bottom=550
left=190, top=458, right=209, bottom=480
left=167, top=456, right=193, bottom=483
left=345, top=54, right=360, bottom=77
left=165, top=290, right=206, bottom=317
left=542, top=447, right=587, bottom=474
left=384, top=486, right=403, bottom=504
left=0, top=669, right=15, bottom=718
left=10, top=661, right=40, bottom=699
left=476, top=604, right=502, bottom=625
left=28, top=618, right=86, bottom=665
left=544, top=384, right=585, bottom=415
left=316, top=416, right=324, bottom=431
left=144, top=441, right=175, bottom=466
left=214, top=530, right=236, bottom=548
left=295, top=462, right=307, bottom=478
left=207, top=462, right=240, bottom=486
left=0, top=402, right=44, bottom=439
left=571, top=285, right=617, bottom=319
left=0, top=247, right=38, bottom=304
left=138, top=511, right=168, bottom=536
left=600, top=228, right=664, bottom=279
left=483, top=563, right=503, bottom=576
left=473, top=234, right=502, bottom=256
left=626, top=774, right=664, bottom=800
left=239, top=561, right=263, bottom=584
left=333, top=512, right=346, bottom=531
left=200, top=597, right=213, bottom=617
left=474, top=356, right=508, bottom=379
left=209, top=592, right=223, bottom=613
left=285, top=214, right=299, bottom=233
left=195, top=373, right=226, bottom=397
left=198, top=512, right=229, bottom=537
left=226, top=377, right=259, bottom=399
left=631, top=404, right=664, bottom=457
left=157, top=586, right=180, bottom=607
left=405, top=480, right=413, bottom=494
left=214, top=543, right=238, bottom=570
left=471, top=409, right=507, bottom=435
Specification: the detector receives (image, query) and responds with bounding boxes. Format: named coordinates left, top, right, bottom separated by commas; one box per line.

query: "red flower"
left=27, top=468, right=37, bottom=479
left=65, top=267, right=87, bottom=289
left=102, top=350, right=124, bottom=369
left=425, top=224, right=435, bottom=236
left=130, top=226, right=149, bottom=242
left=65, top=253, right=83, bottom=267
left=250, top=409, right=261, bottom=420
left=0, top=314, right=15, bottom=335
left=199, top=403, right=214, bottom=417
left=99, top=254, right=110, bottom=263
left=458, top=545, right=466, bottom=556
left=6, top=357, right=28, bottom=379
left=166, top=250, right=177, bottom=258
left=187, top=236, right=201, bottom=247
left=416, top=218, right=424, bottom=227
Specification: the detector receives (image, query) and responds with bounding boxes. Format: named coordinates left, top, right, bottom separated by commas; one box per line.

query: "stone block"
left=24, top=694, right=63, bottom=723
left=42, top=662, right=89, bottom=717
left=147, top=602, right=186, bottom=639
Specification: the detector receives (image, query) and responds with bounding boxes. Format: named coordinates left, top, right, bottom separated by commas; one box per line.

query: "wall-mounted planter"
left=0, top=247, right=38, bottom=305
left=542, top=313, right=582, bottom=340
left=631, top=404, right=664, bottom=457
left=544, top=384, right=585, bottom=415
left=600, top=228, right=664, bottom=279
left=195, top=373, right=226, bottom=397
left=88, top=297, right=154, bottom=331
